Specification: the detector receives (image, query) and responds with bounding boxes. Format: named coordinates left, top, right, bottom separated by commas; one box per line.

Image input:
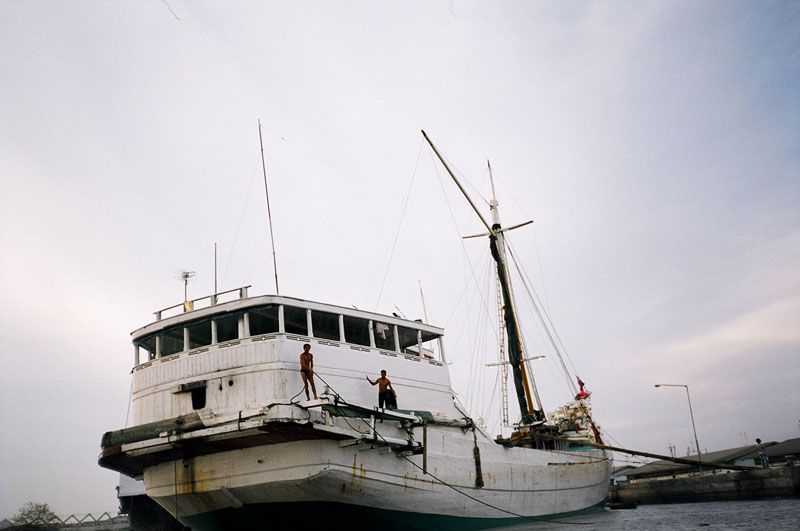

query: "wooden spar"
left=421, top=130, right=493, bottom=234
left=258, top=119, right=280, bottom=295
left=421, top=130, right=541, bottom=424
left=581, top=441, right=753, bottom=472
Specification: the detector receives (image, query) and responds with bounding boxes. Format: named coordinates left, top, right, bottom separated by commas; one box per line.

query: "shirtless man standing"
left=756, top=438, right=769, bottom=468
left=366, top=370, right=396, bottom=409
left=300, top=343, right=317, bottom=400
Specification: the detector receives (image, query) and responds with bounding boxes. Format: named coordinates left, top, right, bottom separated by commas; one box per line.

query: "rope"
left=505, top=242, right=606, bottom=442
left=309, top=372, right=595, bottom=525
left=221, top=159, right=260, bottom=288
left=173, top=454, right=179, bottom=522
left=288, top=385, right=306, bottom=404
left=374, top=141, right=423, bottom=311
left=124, top=379, right=134, bottom=428
left=507, top=239, right=577, bottom=395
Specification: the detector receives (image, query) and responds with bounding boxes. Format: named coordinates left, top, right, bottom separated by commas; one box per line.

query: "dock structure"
left=610, top=466, right=800, bottom=505
left=608, top=437, right=800, bottom=505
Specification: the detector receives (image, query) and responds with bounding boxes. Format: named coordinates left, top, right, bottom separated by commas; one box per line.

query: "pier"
left=610, top=465, right=800, bottom=505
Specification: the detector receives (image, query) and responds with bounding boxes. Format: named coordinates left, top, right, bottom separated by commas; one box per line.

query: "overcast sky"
left=1, top=0, right=798, bottom=519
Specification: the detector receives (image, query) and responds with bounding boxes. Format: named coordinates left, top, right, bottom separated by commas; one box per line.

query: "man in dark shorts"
left=300, top=343, right=317, bottom=400
left=366, top=370, right=396, bottom=409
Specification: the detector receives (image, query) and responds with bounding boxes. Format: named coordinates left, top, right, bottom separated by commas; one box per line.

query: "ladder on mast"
left=496, top=273, right=509, bottom=426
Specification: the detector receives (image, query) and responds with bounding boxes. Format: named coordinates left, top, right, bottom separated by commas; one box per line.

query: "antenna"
left=176, top=270, right=196, bottom=311
left=258, top=119, right=280, bottom=295
left=418, top=280, right=429, bottom=323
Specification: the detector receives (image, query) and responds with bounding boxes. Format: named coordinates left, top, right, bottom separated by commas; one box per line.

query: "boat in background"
left=99, top=132, right=611, bottom=529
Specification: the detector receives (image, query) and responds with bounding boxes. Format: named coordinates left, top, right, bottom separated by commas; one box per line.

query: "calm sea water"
left=507, top=499, right=800, bottom=530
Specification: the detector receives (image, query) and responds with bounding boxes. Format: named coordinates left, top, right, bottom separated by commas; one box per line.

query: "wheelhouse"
left=130, top=286, right=445, bottom=367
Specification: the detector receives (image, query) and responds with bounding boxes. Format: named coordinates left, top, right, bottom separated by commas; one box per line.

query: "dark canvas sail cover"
left=490, top=233, right=538, bottom=425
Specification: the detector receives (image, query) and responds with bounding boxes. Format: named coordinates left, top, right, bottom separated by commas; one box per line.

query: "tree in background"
left=11, top=502, right=59, bottom=528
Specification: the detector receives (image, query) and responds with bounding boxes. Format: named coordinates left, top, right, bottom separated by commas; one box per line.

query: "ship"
left=99, top=131, right=612, bottom=530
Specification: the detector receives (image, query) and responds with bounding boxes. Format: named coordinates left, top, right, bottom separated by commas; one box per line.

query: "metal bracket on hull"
left=321, top=402, right=423, bottom=424
left=99, top=398, right=437, bottom=477
left=318, top=401, right=425, bottom=452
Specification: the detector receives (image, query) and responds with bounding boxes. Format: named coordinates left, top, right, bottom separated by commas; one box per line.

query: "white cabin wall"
left=131, top=336, right=460, bottom=426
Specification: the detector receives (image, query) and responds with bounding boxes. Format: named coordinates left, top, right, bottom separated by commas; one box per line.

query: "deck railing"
left=154, top=285, right=252, bottom=320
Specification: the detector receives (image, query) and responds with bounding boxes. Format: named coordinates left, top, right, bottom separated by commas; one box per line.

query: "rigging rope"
left=491, top=171, right=554, bottom=314
left=430, top=149, right=506, bottom=429
left=227, top=126, right=407, bottom=312
left=124, top=379, right=134, bottom=428
left=221, top=158, right=261, bottom=289
left=310, top=372, right=599, bottom=526
left=506, top=239, right=578, bottom=396
left=374, top=140, right=424, bottom=312
left=504, top=238, right=607, bottom=446
left=522, top=253, right=579, bottom=381
left=429, top=147, right=493, bottom=327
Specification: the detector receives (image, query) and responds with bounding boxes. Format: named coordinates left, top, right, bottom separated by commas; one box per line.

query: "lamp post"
left=655, top=383, right=702, bottom=472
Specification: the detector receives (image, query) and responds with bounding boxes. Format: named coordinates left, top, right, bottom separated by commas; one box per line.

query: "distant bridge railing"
left=49, top=512, right=129, bottom=530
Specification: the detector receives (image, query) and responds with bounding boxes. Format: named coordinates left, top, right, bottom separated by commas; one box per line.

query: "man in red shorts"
left=300, top=343, right=317, bottom=400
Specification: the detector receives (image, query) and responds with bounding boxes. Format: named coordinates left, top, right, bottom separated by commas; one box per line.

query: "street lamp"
left=655, top=383, right=702, bottom=472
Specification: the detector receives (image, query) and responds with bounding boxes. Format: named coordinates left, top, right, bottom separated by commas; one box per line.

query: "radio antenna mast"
left=258, top=119, right=280, bottom=295
left=178, top=270, right=196, bottom=311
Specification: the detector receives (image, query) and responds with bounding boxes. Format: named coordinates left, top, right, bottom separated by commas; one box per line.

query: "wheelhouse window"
left=215, top=313, right=239, bottom=342
left=160, top=326, right=184, bottom=356
left=311, top=310, right=339, bottom=341
left=187, top=319, right=212, bottom=349
left=136, top=335, right=157, bottom=360
left=398, top=326, right=419, bottom=354
left=373, top=321, right=394, bottom=351
left=343, top=316, right=370, bottom=347
left=284, top=305, right=308, bottom=335
left=249, top=305, right=279, bottom=335
left=419, top=330, right=439, bottom=358
left=413, top=330, right=440, bottom=358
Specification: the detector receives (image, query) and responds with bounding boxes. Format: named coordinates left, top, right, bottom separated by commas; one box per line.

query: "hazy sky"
left=1, top=0, right=798, bottom=519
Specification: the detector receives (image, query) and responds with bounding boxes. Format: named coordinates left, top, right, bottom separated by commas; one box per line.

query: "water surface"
left=507, top=499, right=799, bottom=530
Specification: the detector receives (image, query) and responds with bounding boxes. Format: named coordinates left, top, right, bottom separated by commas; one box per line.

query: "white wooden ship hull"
left=146, top=437, right=609, bottom=530
left=100, top=293, right=611, bottom=530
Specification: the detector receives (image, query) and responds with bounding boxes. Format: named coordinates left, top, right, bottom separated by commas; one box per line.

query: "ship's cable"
left=173, top=453, right=179, bottom=522
left=310, top=373, right=596, bottom=526
left=221, top=159, right=260, bottom=288
left=374, top=140, right=423, bottom=312
left=288, top=385, right=307, bottom=404
left=368, top=412, right=598, bottom=526
left=506, top=239, right=577, bottom=395
left=124, top=379, right=133, bottom=428
left=430, top=148, right=497, bottom=334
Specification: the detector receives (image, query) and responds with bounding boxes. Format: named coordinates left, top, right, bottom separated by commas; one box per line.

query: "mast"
left=214, top=242, right=218, bottom=304
left=422, top=131, right=543, bottom=424
left=488, top=161, right=510, bottom=426
left=258, top=119, right=280, bottom=295
left=489, top=200, right=541, bottom=424
left=418, top=280, right=430, bottom=324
